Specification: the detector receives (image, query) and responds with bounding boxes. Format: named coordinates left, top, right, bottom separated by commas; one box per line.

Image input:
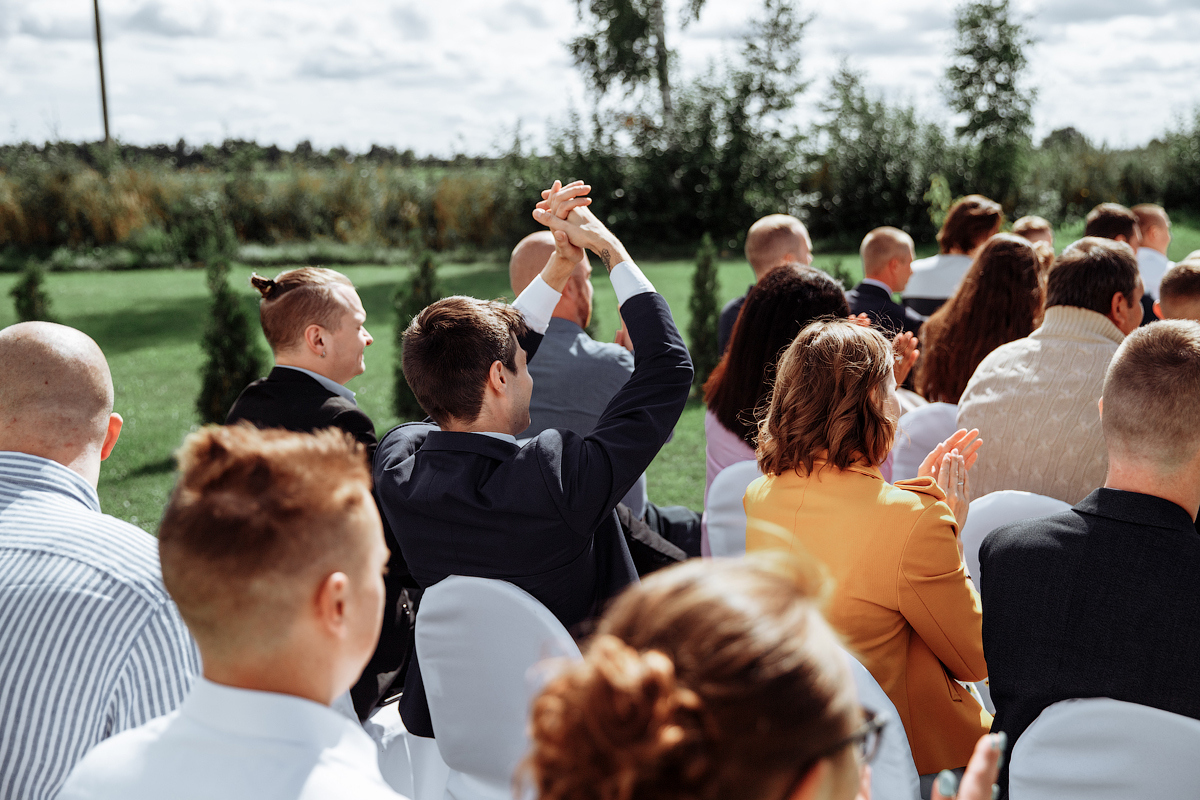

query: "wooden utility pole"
left=92, top=0, right=110, bottom=142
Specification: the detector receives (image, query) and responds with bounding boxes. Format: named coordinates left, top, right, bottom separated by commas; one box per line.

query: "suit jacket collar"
left=1076, top=488, right=1196, bottom=533
left=420, top=430, right=521, bottom=460
left=858, top=278, right=897, bottom=297
left=269, top=365, right=357, bottom=403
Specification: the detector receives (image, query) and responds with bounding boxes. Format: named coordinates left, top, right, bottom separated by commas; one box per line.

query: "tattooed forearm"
left=601, top=248, right=612, bottom=270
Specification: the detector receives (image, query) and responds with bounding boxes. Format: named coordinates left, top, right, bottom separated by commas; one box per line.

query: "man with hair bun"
left=846, top=226, right=925, bottom=336
left=979, top=320, right=1200, bottom=794
left=903, top=194, right=1003, bottom=316
left=58, top=425, right=404, bottom=800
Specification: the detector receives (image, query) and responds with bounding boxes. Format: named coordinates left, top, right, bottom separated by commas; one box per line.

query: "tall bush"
left=196, top=258, right=265, bottom=424
left=687, top=233, right=720, bottom=392
left=393, top=251, right=441, bottom=420
left=9, top=261, right=56, bottom=322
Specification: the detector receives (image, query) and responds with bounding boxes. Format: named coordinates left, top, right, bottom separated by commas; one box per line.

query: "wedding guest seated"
left=958, top=238, right=1143, bottom=504
left=0, top=322, right=198, bottom=800
left=903, top=195, right=1003, bottom=316
left=374, top=182, right=692, bottom=739
left=1132, top=203, right=1174, bottom=303
left=1011, top=215, right=1053, bottom=247
left=916, top=234, right=1044, bottom=404
left=1155, top=258, right=1200, bottom=321
left=744, top=318, right=989, bottom=777
left=846, top=226, right=926, bottom=336
left=1085, top=202, right=1153, bottom=326
left=979, top=321, right=1200, bottom=795
left=703, top=265, right=852, bottom=500
left=227, top=267, right=376, bottom=454
left=58, top=425, right=403, bottom=800
left=510, top=232, right=699, bottom=555
left=718, top=214, right=813, bottom=353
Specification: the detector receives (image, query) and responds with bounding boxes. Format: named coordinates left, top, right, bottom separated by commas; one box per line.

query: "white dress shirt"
left=57, top=679, right=407, bottom=800
left=274, top=365, right=357, bottom=403
left=1137, top=248, right=1173, bottom=300
left=902, top=253, right=973, bottom=300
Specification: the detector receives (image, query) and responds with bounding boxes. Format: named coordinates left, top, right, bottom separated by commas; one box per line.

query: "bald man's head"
left=745, top=215, right=812, bottom=279
left=509, top=231, right=593, bottom=328
left=0, top=323, right=118, bottom=478
left=859, top=227, right=915, bottom=293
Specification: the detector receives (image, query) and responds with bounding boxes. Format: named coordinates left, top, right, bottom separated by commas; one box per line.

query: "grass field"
left=3, top=221, right=1197, bottom=533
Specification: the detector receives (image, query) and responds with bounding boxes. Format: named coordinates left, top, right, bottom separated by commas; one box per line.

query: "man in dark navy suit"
left=374, top=181, right=693, bottom=738
left=845, top=226, right=926, bottom=337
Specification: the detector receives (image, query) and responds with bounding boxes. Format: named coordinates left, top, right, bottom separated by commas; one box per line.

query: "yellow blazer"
left=744, top=460, right=991, bottom=774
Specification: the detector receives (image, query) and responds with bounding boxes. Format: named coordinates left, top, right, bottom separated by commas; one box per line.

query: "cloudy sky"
left=1, top=0, right=1198, bottom=154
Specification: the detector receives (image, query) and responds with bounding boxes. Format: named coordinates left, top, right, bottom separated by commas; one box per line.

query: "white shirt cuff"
left=512, top=274, right=562, bottom=335
left=610, top=261, right=656, bottom=307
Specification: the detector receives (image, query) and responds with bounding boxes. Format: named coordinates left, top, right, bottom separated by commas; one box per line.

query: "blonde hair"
left=745, top=215, right=809, bottom=274
left=250, top=267, right=355, bottom=353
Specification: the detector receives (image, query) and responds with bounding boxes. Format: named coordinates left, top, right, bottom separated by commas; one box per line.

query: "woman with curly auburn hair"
left=915, top=234, right=1045, bottom=404
left=745, top=319, right=990, bottom=779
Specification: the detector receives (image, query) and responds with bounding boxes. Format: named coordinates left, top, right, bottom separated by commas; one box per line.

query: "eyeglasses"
left=782, top=708, right=889, bottom=800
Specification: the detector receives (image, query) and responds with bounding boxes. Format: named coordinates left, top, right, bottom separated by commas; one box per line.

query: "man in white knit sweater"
left=958, top=238, right=1144, bottom=504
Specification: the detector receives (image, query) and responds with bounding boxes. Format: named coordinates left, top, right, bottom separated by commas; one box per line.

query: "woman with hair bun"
left=745, top=319, right=989, bottom=779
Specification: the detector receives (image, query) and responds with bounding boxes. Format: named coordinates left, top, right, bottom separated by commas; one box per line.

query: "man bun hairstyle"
left=1102, top=320, right=1200, bottom=472
left=1045, top=238, right=1139, bottom=316
left=938, top=195, right=1003, bottom=254
left=525, top=557, right=859, bottom=800
left=401, top=295, right=531, bottom=426
left=1084, top=203, right=1138, bottom=242
left=252, top=267, right=355, bottom=353
left=158, top=424, right=374, bottom=655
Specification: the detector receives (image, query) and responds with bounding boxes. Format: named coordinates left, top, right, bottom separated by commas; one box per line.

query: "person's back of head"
left=757, top=319, right=896, bottom=476
left=1131, top=203, right=1171, bottom=254
left=1157, top=259, right=1200, bottom=321
left=525, top=556, right=865, bottom=800
left=938, top=195, right=1003, bottom=256
left=158, top=424, right=386, bottom=703
left=0, top=322, right=121, bottom=487
left=1102, top=321, right=1200, bottom=479
left=1046, top=238, right=1143, bottom=334
left=1012, top=215, right=1053, bottom=246
left=859, top=227, right=915, bottom=291
left=402, top=295, right=531, bottom=428
left=745, top=215, right=813, bottom=279
left=509, top=231, right=593, bottom=329
left=917, top=234, right=1044, bottom=404
left=1084, top=203, right=1141, bottom=249
left=703, top=265, right=849, bottom=446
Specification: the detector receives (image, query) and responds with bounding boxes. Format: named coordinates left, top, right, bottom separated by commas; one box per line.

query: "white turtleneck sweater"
left=957, top=305, right=1126, bottom=505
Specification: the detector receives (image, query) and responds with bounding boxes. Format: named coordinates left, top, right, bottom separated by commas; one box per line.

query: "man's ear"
left=303, top=324, right=327, bottom=356
left=487, top=360, right=508, bottom=396
left=1154, top=300, right=1164, bottom=320
left=314, top=571, right=351, bottom=636
left=100, top=413, right=123, bottom=461
left=1098, top=396, right=1104, bottom=420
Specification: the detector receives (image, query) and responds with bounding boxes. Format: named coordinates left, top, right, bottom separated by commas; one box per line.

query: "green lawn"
left=3, top=219, right=1197, bottom=533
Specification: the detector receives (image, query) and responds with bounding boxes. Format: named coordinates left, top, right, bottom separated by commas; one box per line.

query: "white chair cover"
left=890, top=403, right=959, bottom=482
left=843, top=651, right=920, bottom=800
left=704, top=460, right=762, bottom=558
left=415, top=576, right=582, bottom=800
left=365, top=702, right=451, bottom=800
left=960, top=490, right=1072, bottom=590
left=1010, top=698, right=1200, bottom=799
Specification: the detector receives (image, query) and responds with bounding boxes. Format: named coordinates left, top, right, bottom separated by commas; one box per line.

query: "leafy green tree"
left=687, top=233, right=720, bottom=392
left=196, top=258, right=265, bottom=424
left=393, top=251, right=441, bottom=420
left=945, top=0, right=1036, bottom=207
left=9, top=261, right=56, bottom=322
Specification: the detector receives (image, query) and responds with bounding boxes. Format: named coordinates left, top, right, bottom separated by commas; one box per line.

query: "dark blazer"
left=374, top=291, right=693, bottom=737
left=979, top=488, right=1200, bottom=795
left=846, top=282, right=926, bottom=337
left=225, top=367, right=377, bottom=457
left=717, top=290, right=750, bottom=355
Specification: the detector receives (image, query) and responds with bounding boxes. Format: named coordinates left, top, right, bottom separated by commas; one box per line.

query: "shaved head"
left=0, top=322, right=118, bottom=482
left=860, top=227, right=914, bottom=278
left=509, top=231, right=593, bottom=328
left=745, top=215, right=812, bottom=279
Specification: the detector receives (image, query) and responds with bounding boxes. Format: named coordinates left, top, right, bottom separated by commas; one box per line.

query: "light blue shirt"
left=274, top=365, right=357, bottom=403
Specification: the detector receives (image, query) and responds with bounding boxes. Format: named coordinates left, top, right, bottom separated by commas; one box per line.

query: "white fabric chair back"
left=705, top=460, right=762, bottom=557
left=415, top=577, right=581, bottom=800
left=1010, top=698, right=1200, bottom=799
left=890, top=403, right=959, bottom=482
left=960, top=491, right=1072, bottom=590
left=843, top=651, right=920, bottom=800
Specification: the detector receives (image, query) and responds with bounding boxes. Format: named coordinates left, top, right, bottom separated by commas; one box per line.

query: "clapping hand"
left=848, top=312, right=872, bottom=328
left=918, top=429, right=982, bottom=476
left=918, top=429, right=981, bottom=533
left=892, top=331, right=919, bottom=385
left=931, top=733, right=1005, bottom=800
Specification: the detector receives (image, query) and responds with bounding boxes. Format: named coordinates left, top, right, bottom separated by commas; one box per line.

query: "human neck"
left=442, top=408, right=518, bottom=436
left=1105, top=457, right=1200, bottom=520
left=0, top=437, right=101, bottom=489
left=202, top=644, right=339, bottom=706
left=275, top=353, right=346, bottom=386
left=551, top=308, right=588, bottom=329
left=863, top=273, right=896, bottom=293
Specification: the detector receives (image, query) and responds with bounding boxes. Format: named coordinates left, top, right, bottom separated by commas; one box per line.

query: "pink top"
left=704, top=409, right=757, bottom=505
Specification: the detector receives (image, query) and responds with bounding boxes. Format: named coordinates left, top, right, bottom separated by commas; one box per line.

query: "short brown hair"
left=1046, top=238, right=1139, bottom=315
left=525, top=557, right=859, bottom=800
left=1084, top=203, right=1138, bottom=242
left=745, top=214, right=809, bottom=273
left=251, top=267, right=355, bottom=352
left=1013, top=215, right=1052, bottom=238
left=1131, top=203, right=1169, bottom=235
left=1159, top=259, right=1200, bottom=307
left=757, top=319, right=896, bottom=476
left=938, top=195, right=1003, bottom=254
left=401, top=296, right=531, bottom=425
left=1103, top=320, right=1200, bottom=471
left=159, top=425, right=375, bottom=655
left=917, top=234, right=1044, bottom=404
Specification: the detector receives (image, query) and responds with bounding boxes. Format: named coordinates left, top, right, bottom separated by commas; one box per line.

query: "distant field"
left=2, top=221, right=1197, bottom=532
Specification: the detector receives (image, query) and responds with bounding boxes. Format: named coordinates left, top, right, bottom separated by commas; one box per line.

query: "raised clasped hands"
left=532, top=180, right=631, bottom=272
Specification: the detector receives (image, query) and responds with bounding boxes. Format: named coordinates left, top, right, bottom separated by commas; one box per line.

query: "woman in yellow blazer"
left=744, top=318, right=989, bottom=776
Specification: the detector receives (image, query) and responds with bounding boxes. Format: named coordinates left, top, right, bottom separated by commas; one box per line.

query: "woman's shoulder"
left=883, top=476, right=948, bottom=512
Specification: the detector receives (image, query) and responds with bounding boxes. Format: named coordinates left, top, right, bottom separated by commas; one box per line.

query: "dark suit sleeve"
left=519, top=330, right=545, bottom=363
left=331, top=406, right=378, bottom=460
left=717, top=297, right=742, bottom=355
left=538, top=292, right=692, bottom=534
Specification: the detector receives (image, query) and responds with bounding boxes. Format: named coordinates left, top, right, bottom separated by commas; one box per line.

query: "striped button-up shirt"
left=0, top=452, right=200, bottom=800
